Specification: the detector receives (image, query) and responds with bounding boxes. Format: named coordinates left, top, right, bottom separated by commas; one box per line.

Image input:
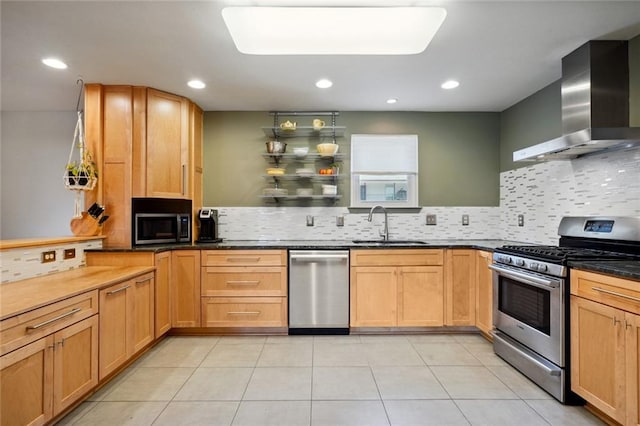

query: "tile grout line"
left=228, top=339, right=266, bottom=425
left=149, top=336, right=222, bottom=425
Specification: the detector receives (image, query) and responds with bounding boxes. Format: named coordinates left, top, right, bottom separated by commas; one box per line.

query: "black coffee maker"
left=197, top=208, right=221, bottom=242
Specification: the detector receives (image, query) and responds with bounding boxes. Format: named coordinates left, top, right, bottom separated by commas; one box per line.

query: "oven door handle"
left=489, top=264, right=561, bottom=290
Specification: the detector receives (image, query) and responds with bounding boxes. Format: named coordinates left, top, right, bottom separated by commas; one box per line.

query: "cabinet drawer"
left=202, top=267, right=286, bottom=297
left=201, top=297, right=287, bottom=327
left=571, top=269, right=640, bottom=314
left=351, top=249, right=444, bottom=267
left=0, top=291, right=98, bottom=356
left=202, top=250, right=286, bottom=267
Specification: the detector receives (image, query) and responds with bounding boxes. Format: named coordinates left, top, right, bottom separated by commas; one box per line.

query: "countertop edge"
left=0, top=265, right=155, bottom=320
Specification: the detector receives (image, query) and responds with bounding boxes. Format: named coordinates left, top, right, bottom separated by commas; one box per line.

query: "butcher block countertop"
left=0, top=265, right=154, bottom=320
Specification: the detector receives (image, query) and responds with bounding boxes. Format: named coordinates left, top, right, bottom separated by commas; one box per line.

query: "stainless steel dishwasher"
left=289, top=250, right=350, bottom=334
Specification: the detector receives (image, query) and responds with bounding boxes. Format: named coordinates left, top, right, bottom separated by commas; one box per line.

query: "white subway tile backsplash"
left=0, top=239, right=103, bottom=283
left=212, top=206, right=502, bottom=241
left=500, top=147, right=640, bottom=244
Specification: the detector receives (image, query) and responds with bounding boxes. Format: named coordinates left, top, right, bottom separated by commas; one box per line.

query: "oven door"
left=490, top=263, right=564, bottom=367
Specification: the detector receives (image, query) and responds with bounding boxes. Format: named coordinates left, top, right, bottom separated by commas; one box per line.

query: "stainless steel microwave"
left=134, top=213, right=191, bottom=245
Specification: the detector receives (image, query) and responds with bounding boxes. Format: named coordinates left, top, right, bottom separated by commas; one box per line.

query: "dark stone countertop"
left=569, top=260, right=640, bottom=281
left=90, top=239, right=523, bottom=253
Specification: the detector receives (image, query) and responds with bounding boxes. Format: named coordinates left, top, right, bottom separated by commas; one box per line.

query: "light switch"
left=306, top=215, right=314, bottom=226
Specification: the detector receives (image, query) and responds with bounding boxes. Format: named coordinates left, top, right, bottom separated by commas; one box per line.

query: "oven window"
left=499, top=277, right=551, bottom=335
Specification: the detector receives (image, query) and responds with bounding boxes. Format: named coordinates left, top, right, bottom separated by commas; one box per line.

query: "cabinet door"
left=53, top=315, right=99, bottom=415
left=155, top=252, right=172, bottom=337
left=398, top=266, right=444, bottom=327
left=570, top=296, right=626, bottom=423
left=475, top=250, right=494, bottom=336
left=190, top=102, right=203, bottom=240
left=627, top=312, right=640, bottom=426
left=445, top=249, right=476, bottom=326
left=350, top=266, right=397, bottom=327
left=132, top=274, right=155, bottom=353
left=99, top=280, right=132, bottom=379
left=0, top=336, right=54, bottom=426
left=146, top=88, right=189, bottom=198
left=172, top=250, right=201, bottom=327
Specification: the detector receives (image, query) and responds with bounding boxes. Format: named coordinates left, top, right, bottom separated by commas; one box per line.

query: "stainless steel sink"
left=352, top=239, right=428, bottom=245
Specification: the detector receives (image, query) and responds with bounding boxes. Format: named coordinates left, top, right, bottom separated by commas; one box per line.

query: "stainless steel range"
left=491, top=216, right=640, bottom=403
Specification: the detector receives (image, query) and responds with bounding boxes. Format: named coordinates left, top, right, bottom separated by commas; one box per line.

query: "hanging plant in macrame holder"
left=64, top=83, right=98, bottom=218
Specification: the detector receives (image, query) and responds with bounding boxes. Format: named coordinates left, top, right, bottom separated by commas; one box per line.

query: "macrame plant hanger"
left=64, top=78, right=97, bottom=218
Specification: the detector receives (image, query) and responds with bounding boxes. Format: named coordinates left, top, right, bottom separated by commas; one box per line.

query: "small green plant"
left=65, top=151, right=98, bottom=187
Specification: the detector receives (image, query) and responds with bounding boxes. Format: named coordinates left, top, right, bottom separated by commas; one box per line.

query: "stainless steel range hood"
left=513, top=40, right=640, bottom=162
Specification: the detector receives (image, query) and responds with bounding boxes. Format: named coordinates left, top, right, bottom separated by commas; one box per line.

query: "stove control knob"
left=538, top=264, right=548, bottom=272
left=515, top=259, right=525, bottom=267
left=530, top=262, right=539, bottom=271
left=501, top=256, right=512, bottom=264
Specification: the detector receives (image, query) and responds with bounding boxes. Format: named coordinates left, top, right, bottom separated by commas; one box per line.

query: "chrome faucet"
left=368, top=205, right=389, bottom=241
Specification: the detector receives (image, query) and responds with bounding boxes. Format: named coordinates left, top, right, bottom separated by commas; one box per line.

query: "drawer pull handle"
left=136, top=277, right=152, bottom=285
left=106, top=285, right=131, bottom=295
left=227, top=311, right=261, bottom=315
left=592, top=287, right=640, bottom=303
left=226, top=257, right=261, bottom=263
left=26, top=308, right=82, bottom=331
left=226, top=280, right=260, bottom=286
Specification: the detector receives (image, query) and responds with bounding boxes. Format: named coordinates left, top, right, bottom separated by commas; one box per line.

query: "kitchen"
left=1, top=1, right=640, bottom=425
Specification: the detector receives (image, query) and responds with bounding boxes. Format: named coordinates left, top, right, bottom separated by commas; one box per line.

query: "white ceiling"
left=2, top=0, right=640, bottom=113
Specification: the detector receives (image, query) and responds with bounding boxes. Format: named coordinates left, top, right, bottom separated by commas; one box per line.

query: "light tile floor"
left=57, top=334, right=605, bottom=426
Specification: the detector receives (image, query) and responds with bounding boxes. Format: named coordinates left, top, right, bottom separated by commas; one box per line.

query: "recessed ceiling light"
left=187, top=80, right=206, bottom=89
left=222, top=7, right=447, bottom=55
left=386, top=98, right=398, bottom=104
left=441, top=80, right=460, bottom=89
left=42, top=58, right=68, bottom=69
left=316, top=79, right=333, bottom=89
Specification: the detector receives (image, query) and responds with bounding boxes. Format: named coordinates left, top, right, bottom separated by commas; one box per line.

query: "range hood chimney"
left=513, top=40, right=640, bottom=162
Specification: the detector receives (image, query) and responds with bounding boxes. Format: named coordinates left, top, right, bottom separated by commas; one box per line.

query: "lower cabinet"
left=475, top=250, right=494, bottom=336
left=350, top=249, right=444, bottom=328
left=99, top=272, right=155, bottom=379
left=200, top=250, right=288, bottom=328
left=154, top=252, right=172, bottom=337
left=445, top=249, right=476, bottom=326
left=172, top=250, right=201, bottom=328
left=570, top=269, right=640, bottom=426
left=0, top=315, right=98, bottom=426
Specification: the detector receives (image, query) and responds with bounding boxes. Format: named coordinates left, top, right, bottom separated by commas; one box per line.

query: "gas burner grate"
left=499, top=245, right=634, bottom=262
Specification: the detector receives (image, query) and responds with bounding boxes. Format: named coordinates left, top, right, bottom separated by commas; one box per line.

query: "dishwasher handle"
left=290, top=252, right=349, bottom=262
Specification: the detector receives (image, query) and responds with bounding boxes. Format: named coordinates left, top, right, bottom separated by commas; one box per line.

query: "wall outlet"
left=64, top=248, right=76, bottom=259
left=426, top=214, right=437, bottom=225
left=41, top=250, right=56, bottom=263
left=518, top=214, right=525, bottom=227
left=462, top=214, right=470, bottom=226
left=306, top=215, right=314, bottom=226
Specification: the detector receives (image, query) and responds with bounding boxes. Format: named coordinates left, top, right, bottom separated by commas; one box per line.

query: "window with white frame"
left=350, top=134, right=419, bottom=208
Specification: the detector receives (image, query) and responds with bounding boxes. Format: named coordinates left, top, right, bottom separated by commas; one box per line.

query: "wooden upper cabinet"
left=145, top=88, right=190, bottom=199
left=83, top=84, right=202, bottom=247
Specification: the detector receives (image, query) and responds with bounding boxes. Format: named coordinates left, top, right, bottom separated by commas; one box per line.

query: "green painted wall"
left=630, top=35, right=640, bottom=126
left=203, top=111, right=500, bottom=207
left=499, top=80, right=561, bottom=172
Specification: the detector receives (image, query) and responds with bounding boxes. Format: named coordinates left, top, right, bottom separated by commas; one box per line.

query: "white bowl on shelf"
left=296, top=188, right=313, bottom=197
left=263, top=188, right=288, bottom=196
left=293, top=147, right=309, bottom=158
left=295, top=168, right=314, bottom=176
left=322, top=184, right=337, bottom=195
